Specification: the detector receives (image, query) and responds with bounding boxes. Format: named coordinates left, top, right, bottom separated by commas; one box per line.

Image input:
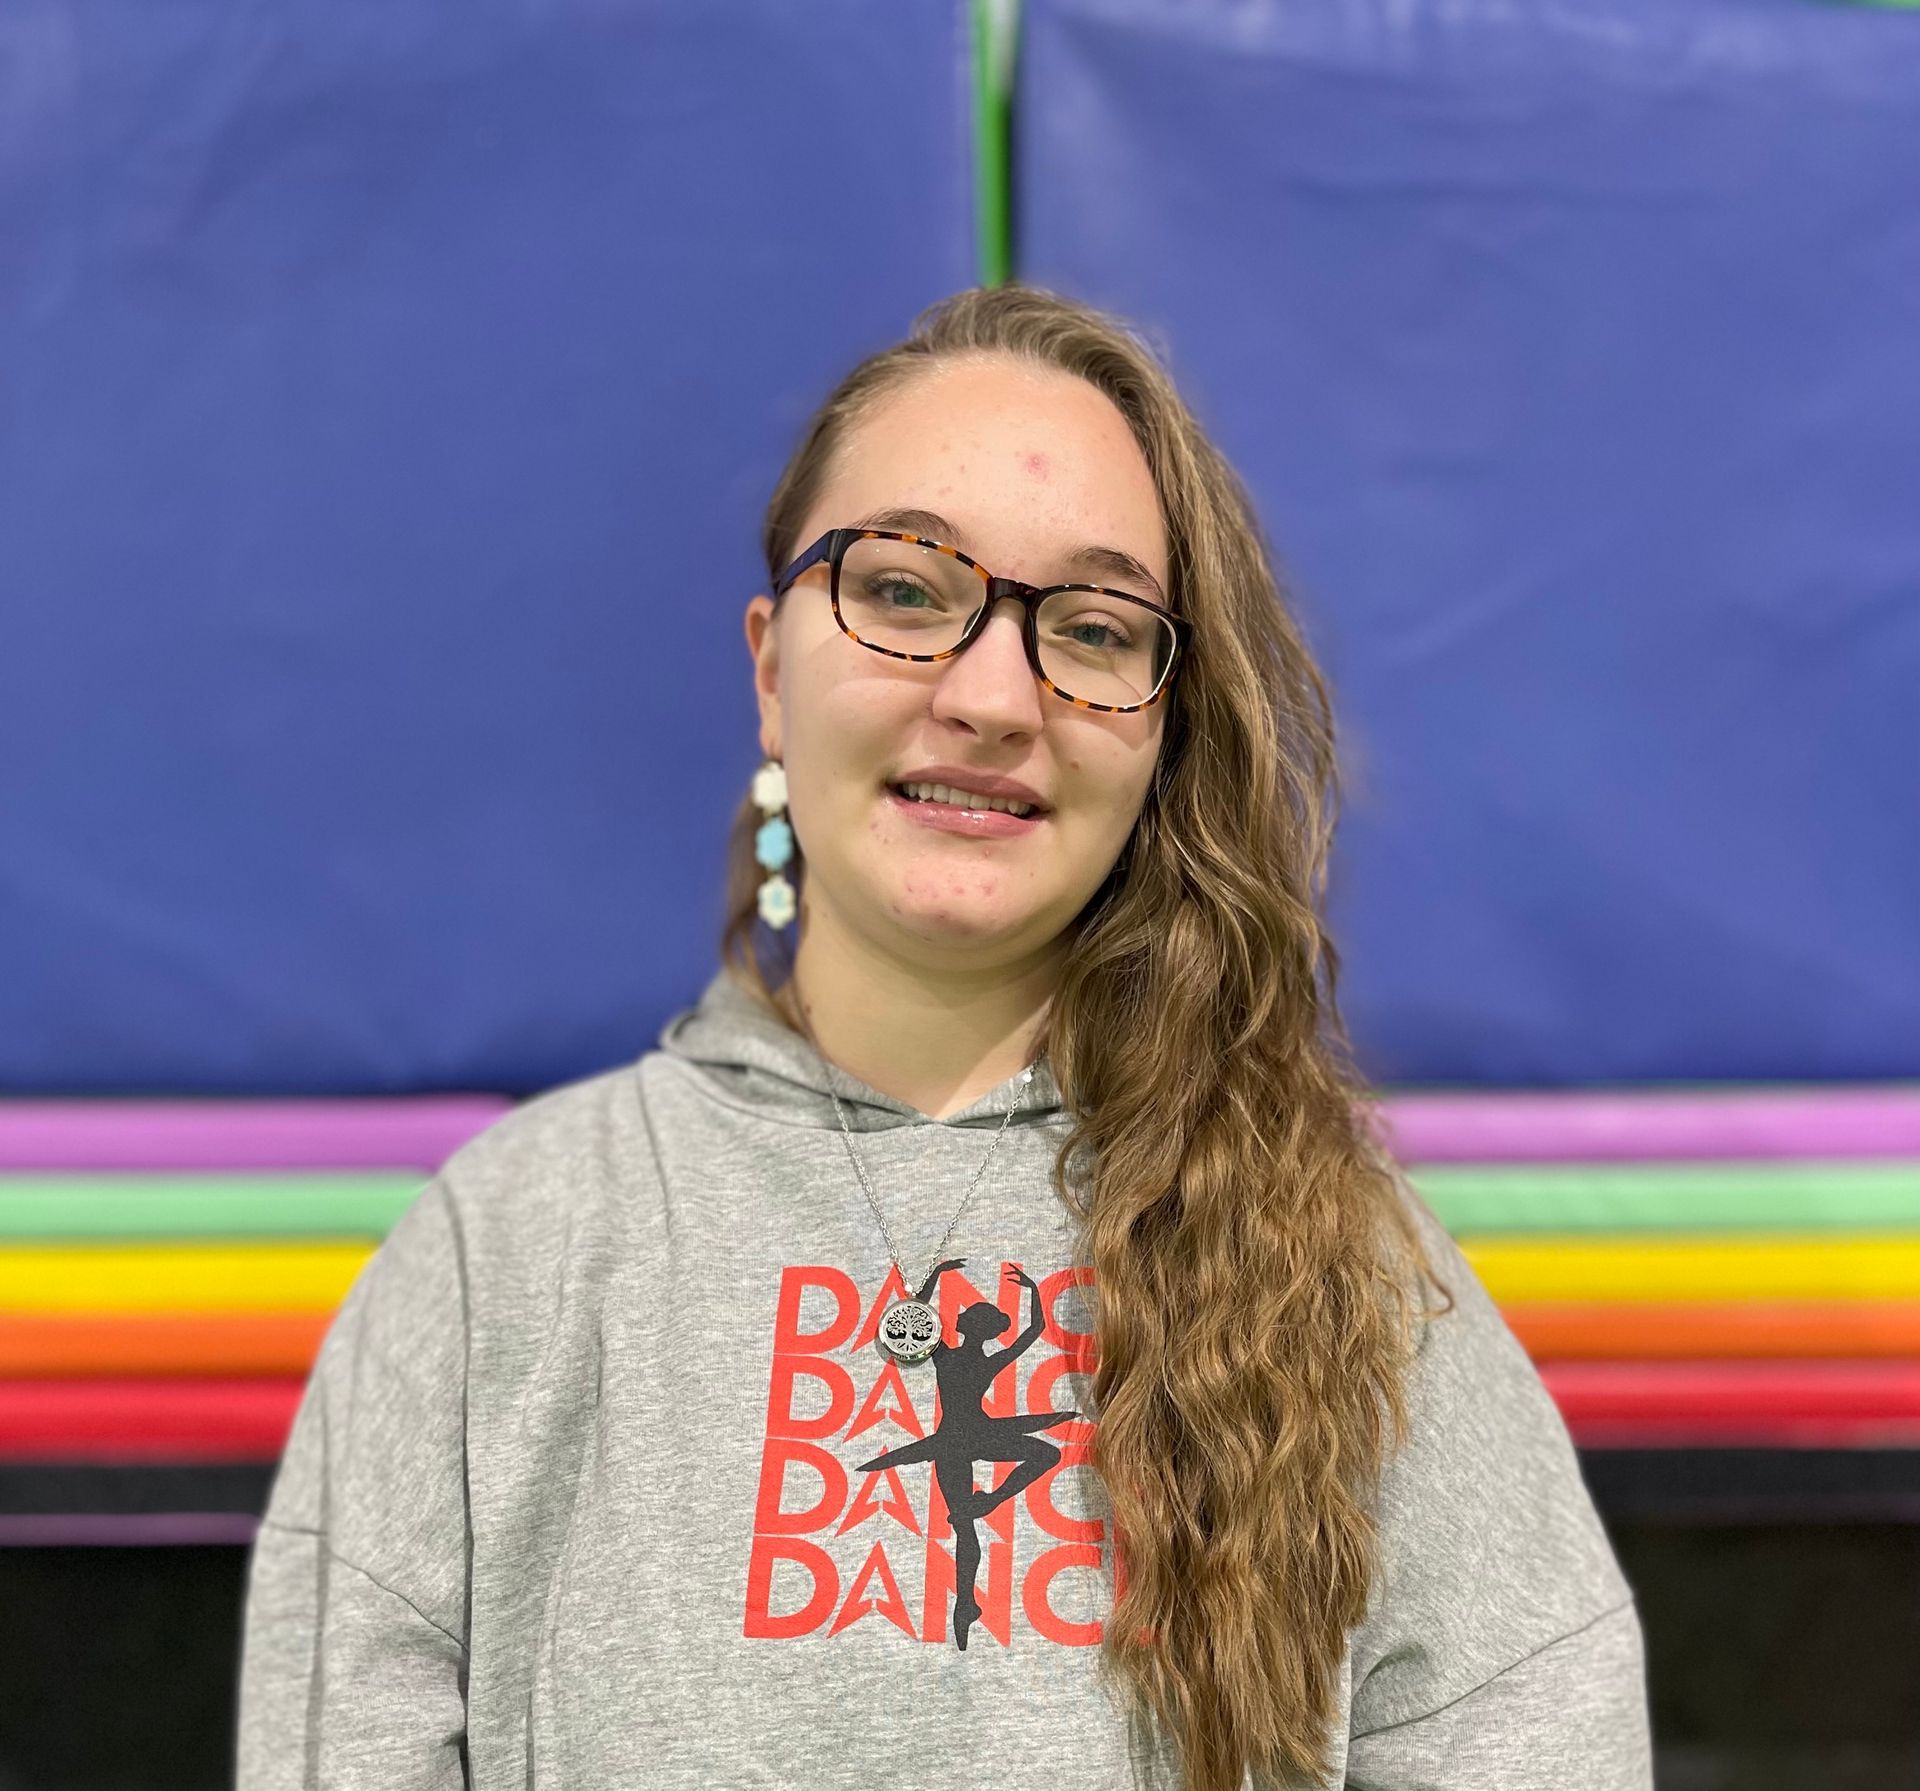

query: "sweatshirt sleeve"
left=234, top=1174, right=473, bottom=1789
left=1345, top=1597, right=1651, bottom=1789
left=1342, top=1179, right=1654, bottom=1789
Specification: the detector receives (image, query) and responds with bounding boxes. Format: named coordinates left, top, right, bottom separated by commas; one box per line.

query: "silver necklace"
left=789, top=994, right=1035, bottom=1365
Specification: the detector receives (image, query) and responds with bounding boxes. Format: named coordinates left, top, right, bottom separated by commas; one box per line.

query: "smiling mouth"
left=885, top=780, right=1048, bottom=819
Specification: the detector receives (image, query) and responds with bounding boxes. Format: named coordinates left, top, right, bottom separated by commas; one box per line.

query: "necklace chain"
left=785, top=987, right=1035, bottom=1294
left=824, top=1062, right=1032, bottom=1296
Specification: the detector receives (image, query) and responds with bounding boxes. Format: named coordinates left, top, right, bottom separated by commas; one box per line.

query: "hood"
left=656, top=965, right=1065, bottom=1134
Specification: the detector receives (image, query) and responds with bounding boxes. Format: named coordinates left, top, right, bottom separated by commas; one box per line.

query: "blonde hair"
left=721, top=284, right=1453, bottom=1791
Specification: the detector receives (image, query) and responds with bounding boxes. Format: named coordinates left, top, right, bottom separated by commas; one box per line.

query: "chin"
left=886, top=895, right=1026, bottom=944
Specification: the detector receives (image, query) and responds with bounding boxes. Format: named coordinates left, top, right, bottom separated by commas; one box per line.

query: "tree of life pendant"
left=877, top=1297, right=941, bottom=1364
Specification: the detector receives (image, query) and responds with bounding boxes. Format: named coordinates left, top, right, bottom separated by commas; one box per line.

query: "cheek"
left=1068, top=746, right=1156, bottom=830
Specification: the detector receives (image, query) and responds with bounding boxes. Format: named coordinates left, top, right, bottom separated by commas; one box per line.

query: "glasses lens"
left=837, top=534, right=1174, bottom=707
left=1034, top=587, right=1174, bottom=707
left=838, top=535, right=983, bottom=652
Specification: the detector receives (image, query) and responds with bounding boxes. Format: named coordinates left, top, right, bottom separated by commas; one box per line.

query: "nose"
left=931, top=595, right=1045, bottom=728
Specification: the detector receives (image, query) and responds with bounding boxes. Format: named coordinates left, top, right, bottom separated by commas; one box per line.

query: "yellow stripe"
left=10, top=1231, right=1918, bottom=1314
left=0, top=1241, right=374, bottom=1312
left=1460, top=1232, right=1920, bottom=1303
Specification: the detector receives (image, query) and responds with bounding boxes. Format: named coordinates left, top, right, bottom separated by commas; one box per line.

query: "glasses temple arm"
left=770, top=529, right=846, bottom=599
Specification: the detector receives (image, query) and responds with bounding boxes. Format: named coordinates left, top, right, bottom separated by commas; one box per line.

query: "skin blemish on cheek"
left=1020, top=451, right=1050, bottom=481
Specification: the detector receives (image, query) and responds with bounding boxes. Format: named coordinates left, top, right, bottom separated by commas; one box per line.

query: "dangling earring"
left=752, top=757, right=797, bottom=930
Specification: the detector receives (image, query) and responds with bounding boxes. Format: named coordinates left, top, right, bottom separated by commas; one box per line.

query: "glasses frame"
left=769, top=527, right=1193, bottom=714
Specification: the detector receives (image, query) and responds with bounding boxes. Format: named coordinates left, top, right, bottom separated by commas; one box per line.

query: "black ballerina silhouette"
left=856, top=1260, right=1080, bottom=1651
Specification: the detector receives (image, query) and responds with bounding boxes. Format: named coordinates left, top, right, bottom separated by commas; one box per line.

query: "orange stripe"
left=14, top=1303, right=1918, bottom=1377
left=0, top=1310, right=330, bottom=1377
left=1503, top=1300, right=1920, bottom=1360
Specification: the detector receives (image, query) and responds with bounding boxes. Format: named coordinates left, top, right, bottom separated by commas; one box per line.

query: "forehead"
left=819, top=355, right=1168, bottom=577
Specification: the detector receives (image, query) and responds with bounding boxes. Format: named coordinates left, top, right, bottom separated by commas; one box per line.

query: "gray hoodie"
left=235, top=965, right=1651, bottom=1789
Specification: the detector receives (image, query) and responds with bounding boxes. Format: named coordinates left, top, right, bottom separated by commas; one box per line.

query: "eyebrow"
left=850, top=505, right=1168, bottom=608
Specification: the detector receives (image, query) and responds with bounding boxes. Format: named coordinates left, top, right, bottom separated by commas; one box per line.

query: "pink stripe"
left=1541, top=1359, right=1920, bottom=1420
left=0, top=1380, right=302, bottom=1456
left=1565, top=1415, right=1920, bottom=1448
left=1380, top=1085, right=1920, bottom=1161
left=1546, top=1360, right=1920, bottom=1449
left=0, top=1095, right=513, bottom=1171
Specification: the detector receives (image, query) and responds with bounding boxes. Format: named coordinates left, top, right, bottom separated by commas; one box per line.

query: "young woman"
left=238, top=286, right=1651, bottom=1790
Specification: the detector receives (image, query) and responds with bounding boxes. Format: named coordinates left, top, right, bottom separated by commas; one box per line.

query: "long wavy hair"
left=720, top=284, right=1455, bottom=1791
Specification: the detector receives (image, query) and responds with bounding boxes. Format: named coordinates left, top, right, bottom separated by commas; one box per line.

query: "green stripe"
left=12, top=1162, right=1916, bottom=1241
left=0, top=1174, right=429, bottom=1240
left=973, top=0, right=1015, bottom=285
left=1409, top=1161, right=1920, bottom=1234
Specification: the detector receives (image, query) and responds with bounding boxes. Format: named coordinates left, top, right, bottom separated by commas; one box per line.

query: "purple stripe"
left=0, top=1511, right=263, bottom=1546
left=10, top=1085, right=1917, bottom=1171
left=0, top=1097, right=513, bottom=1171
left=1381, top=1086, right=1920, bottom=1162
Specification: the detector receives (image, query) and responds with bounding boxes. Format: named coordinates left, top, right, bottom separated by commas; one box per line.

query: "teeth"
left=898, top=780, right=1035, bottom=818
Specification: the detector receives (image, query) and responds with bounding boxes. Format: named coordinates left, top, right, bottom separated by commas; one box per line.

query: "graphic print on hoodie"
left=751, top=1250, right=1096, bottom=1654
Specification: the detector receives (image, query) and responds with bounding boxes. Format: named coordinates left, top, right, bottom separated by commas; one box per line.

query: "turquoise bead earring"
left=753, top=757, right=796, bottom=930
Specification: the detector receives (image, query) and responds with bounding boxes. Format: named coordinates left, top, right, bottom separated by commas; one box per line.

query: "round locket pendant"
left=876, top=1297, right=942, bottom=1364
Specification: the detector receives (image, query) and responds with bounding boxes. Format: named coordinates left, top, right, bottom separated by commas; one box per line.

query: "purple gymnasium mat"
left=1379, top=1086, right=1920, bottom=1163
left=10, top=1088, right=1919, bottom=1171
left=0, top=1097, right=512, bottom=1171
left=0, top=1512, right=263, bottom=1547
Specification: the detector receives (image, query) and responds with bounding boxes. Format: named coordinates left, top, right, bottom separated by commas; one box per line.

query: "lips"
left=889, top=767, right=1050, bottom=812
left=887, top=779, right=1039, bottom=817
left=883, top=783, right=1047, bottom=839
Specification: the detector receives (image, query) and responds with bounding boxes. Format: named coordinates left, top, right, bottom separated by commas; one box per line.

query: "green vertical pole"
left=973, top=0, right=1016, bottom=286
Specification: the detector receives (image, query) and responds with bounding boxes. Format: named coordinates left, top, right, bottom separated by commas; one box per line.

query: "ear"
left=743, top=595, right=780, bottom=758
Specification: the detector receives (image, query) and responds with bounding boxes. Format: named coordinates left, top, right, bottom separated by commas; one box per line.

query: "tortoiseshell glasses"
left=769, top=527, right=1192, bottom=713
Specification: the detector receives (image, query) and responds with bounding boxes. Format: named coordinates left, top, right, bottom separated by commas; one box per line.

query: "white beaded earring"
left=752, top=757, right=796, bottom=930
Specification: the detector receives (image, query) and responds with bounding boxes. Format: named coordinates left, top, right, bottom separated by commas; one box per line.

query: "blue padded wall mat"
left=1018, top=0, right=1920, bottom=1086
left=1, top=0, right=976, bottom=1096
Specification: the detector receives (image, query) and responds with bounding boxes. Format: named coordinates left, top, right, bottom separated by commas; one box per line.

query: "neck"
left=776, top=910, right=1062, bottom=1124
